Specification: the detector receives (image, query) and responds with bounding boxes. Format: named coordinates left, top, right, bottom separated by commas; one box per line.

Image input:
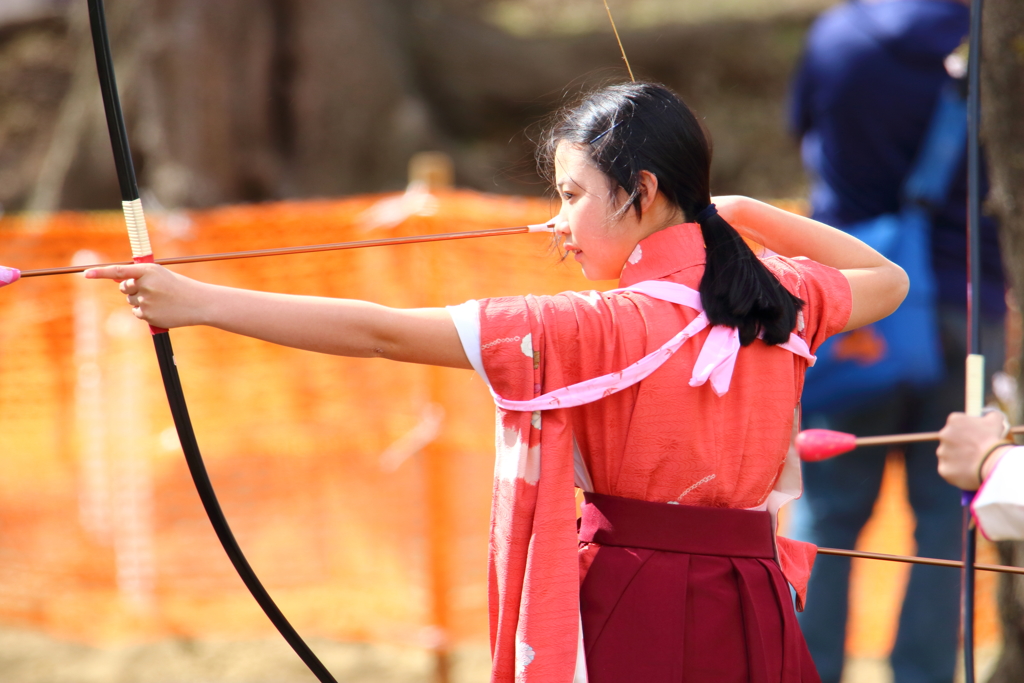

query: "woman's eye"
left=561, top=192, right=574, bottom=201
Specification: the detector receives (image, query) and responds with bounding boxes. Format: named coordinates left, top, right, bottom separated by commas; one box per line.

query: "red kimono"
left=454, top=222, right=852, bottom=682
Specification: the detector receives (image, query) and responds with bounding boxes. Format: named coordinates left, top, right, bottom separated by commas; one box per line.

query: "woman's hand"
left=85, top=263, right=210, bottom=329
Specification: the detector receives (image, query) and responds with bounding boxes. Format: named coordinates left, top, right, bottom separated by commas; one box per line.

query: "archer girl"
left=88, top=82, right=907, bottom=683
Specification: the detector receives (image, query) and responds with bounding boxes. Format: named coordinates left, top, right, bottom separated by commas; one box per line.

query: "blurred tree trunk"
left=3, top=0, right=814, bottom=212
left=71, top=0, right=438, bottom=208
left=981, top=0, right=1024, bottom=680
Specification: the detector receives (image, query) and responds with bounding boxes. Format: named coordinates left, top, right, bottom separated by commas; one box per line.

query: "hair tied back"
left=694, top=203, right=718, bottom=223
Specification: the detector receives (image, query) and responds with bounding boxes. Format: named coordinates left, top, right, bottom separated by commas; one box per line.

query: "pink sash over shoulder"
left=489, top=280, right=814, bottom=412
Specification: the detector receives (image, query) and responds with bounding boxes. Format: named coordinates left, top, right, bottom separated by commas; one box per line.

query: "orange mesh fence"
left=0, top=190, right=606, bottom=649
left=0, top=190, right=1000, bottom=661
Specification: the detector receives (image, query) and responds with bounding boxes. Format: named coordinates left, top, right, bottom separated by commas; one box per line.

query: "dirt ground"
left=0, top=626, right=495, bottom=683
left=0, top=625, right=999, bottom=683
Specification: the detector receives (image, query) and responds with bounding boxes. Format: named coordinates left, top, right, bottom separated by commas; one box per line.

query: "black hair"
left=539, top=82, right=804, bottom=346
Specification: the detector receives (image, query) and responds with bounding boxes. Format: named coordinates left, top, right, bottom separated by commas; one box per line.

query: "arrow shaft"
left=817, top=547, right=1024, bottom=576
left=17, top=225, right=535, bottom=278
left=854, top=425, right=1024, bottom=448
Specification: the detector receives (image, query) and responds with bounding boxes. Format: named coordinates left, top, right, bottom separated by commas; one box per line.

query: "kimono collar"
left=619, top=222, right=705, bottom=287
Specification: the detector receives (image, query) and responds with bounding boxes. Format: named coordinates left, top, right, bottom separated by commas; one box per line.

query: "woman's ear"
left=637, top=170, right=660, bottom=214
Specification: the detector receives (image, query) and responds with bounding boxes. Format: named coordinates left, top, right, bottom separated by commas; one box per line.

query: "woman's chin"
left=580, top=265, right=613, bottom=281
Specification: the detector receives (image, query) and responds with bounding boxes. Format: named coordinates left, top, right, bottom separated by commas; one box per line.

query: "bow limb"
left=85, top=2, right=336, bottom=681
left=961, top=0, right=985, bottom=680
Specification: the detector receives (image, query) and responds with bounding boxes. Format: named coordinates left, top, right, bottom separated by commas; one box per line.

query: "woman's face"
left=552, top=141, right=641, bottom=281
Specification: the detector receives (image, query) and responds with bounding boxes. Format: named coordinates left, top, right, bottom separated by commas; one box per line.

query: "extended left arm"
left=86, top=263, right=472, bottom=369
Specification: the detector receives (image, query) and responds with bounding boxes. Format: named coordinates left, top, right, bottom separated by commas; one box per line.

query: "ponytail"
left=694, top=204, right=803, bottom=346
left=542, top=82, right=804, bottom=347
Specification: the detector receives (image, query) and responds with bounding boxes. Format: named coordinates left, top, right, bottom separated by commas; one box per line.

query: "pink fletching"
left=796, top=428, right=857, bottom=462
left=0, top=267, right=20, bottom=287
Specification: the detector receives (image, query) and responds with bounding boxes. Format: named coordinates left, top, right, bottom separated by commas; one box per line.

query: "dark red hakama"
left=579, top=493, right=821, bottom=683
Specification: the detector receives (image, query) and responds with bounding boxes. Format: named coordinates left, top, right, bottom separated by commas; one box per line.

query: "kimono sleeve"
left=764, top=256, right=852, bottom=354
left=473, top=292, right=642, bottom=403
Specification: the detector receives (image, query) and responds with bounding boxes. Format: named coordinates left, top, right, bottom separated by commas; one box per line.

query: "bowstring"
left=602, top=0, right=635, bottom=82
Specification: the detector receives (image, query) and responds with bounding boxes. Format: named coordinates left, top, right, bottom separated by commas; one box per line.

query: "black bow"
left=85, top=1, right=337, bottom=681
left=961, top=1, right=985, bottom=682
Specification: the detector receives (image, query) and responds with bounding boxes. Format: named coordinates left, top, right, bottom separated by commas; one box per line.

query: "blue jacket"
left=791, top=0, right=1004, bottom=317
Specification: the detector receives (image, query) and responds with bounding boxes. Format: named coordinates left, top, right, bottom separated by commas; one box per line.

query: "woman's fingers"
left=84, top=263, right=150, bottom=283
left=87, top=265, right=151, bottom=312
left=83, top=263, right=200, bottom=328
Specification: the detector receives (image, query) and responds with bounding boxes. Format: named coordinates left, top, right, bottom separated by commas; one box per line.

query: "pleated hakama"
left=579, top=492, right=820, bottom=683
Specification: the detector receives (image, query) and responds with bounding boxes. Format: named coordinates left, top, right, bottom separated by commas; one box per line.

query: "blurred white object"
left=992, top=370, right=1019, bottom=419
left=357, top=183, right=440, bottom=232
left=380, top=403, right=445, bottom=472
left=0, top=0, right=66, bottom=27
left=357, top=152, right=453, bottom=231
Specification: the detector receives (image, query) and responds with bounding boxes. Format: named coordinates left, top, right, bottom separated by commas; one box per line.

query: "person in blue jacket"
left=788, top=2, right=1005, bottom=682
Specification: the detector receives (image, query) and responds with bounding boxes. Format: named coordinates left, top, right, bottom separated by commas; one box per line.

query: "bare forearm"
left=716, top=195, right=889, bottom=269
left=197, top=283, right=407, bottom=357
left=202, top=285, right=469, bottom=367
left=85, top=263, right=472, bottom=369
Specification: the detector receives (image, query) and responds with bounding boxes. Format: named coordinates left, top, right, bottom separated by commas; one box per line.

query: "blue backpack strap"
left=902, top=83, right=967, bottom=208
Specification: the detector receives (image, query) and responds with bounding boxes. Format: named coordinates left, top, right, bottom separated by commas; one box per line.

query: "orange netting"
left=0, top=190, right=604, bottom=649
left=0, top=190, right=999, bottom=660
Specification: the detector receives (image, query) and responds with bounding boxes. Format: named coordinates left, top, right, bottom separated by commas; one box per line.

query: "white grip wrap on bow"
left=122, top=198, right=153, bottom=259
left=965, top=353, right=985, bottom=417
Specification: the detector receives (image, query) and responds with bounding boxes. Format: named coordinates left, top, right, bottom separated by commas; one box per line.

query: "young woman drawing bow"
left=87, top=83, right=906, bottom=683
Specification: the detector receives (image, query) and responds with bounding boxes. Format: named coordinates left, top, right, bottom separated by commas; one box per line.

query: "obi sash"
left=578, top=492, right=821, bottom=683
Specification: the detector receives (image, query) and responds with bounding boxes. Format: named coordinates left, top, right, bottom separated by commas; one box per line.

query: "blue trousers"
left=791, top=308, right=1004, bottom=683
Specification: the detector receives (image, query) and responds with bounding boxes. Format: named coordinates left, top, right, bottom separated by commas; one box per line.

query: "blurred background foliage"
left=0, top=0, right=833, bottom=214
left=0, top=2, right=1023, bottom=682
